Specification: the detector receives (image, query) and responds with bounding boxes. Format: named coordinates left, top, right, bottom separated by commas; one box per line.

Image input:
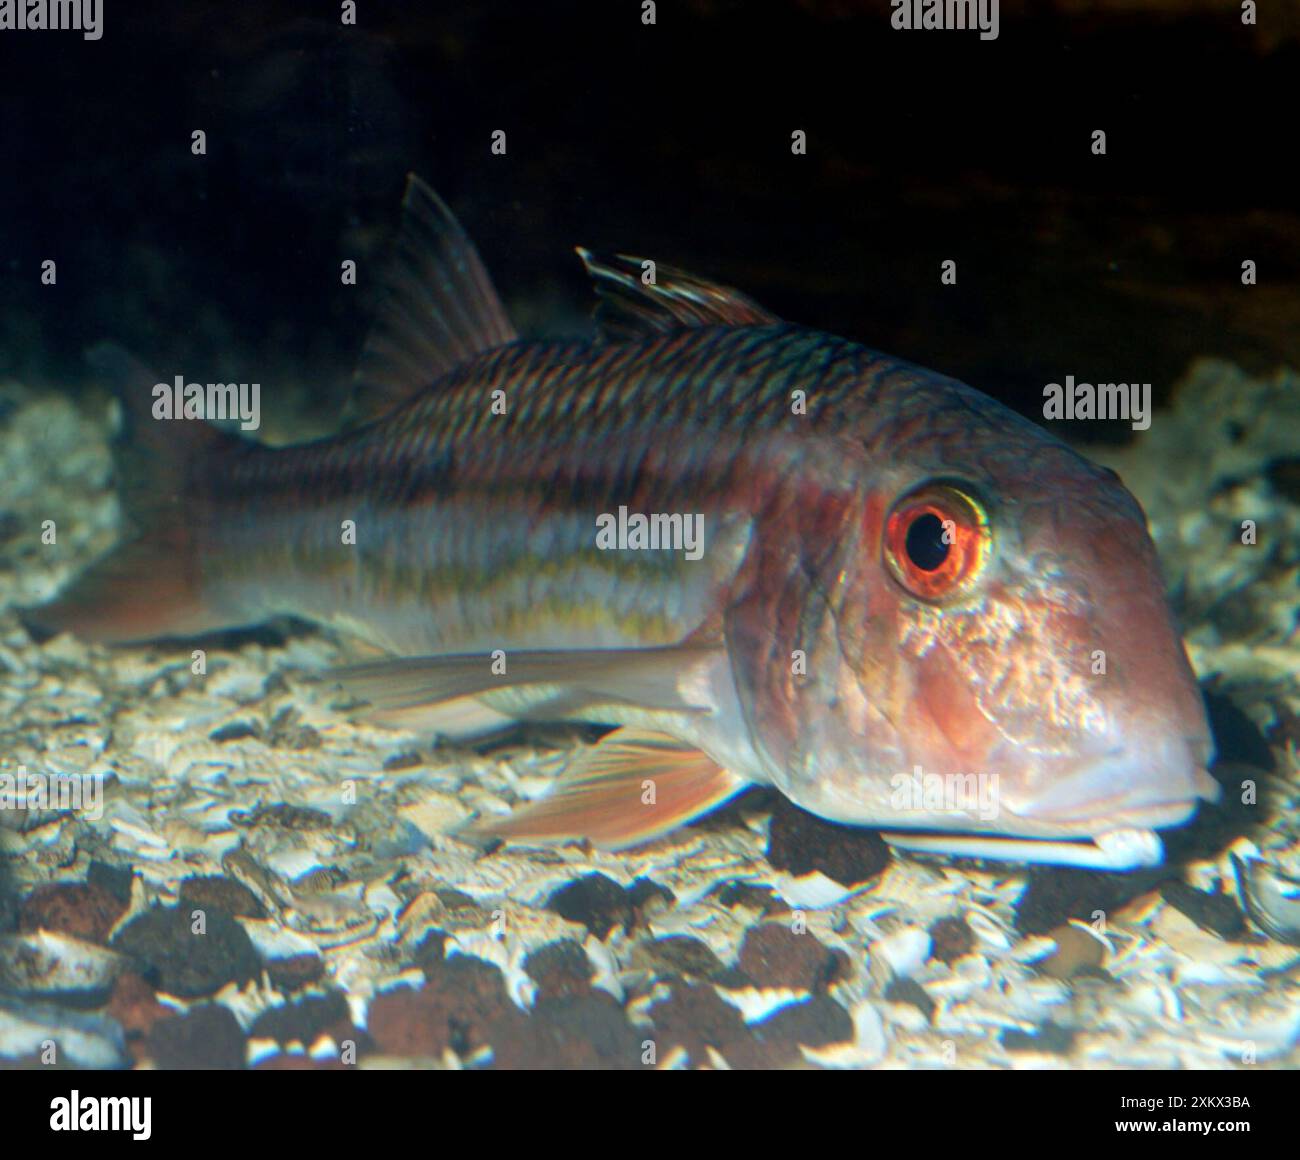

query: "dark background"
left=0, top=0, right=1295, bottom=441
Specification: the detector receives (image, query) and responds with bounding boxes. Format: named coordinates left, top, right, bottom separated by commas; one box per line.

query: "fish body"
left=31, top=177, right=1218, bottom=869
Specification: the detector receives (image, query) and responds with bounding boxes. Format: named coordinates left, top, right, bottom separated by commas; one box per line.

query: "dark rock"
left=250, top=990, right=353, bottom=1045
left=266, top=954, right=326, bottom=993
left=632, top=935, right=726, bottom=981
left=19, top=881, right=127, bottom=944
left=367, top=954, right=514, bottom=1058
left=253, top=1053, right=349, bottom=1069
left=382, top=751, right=424, bottom=770
left=112, top=905, right=260, bottom=998
left=546, top=874, right=634, bottom=939
left=713, top=880, right=783, bottom=914
left=737, top=923, right=848, bottom=992
left=148, top=1004, right=246, bottom=1069
left=209, top=720, right=260, bottom=743
left=412, top=928, right=451, bottom=975
left=766, top=797, right=890, bottom=886
left=489, top=992, right=642, bottom=1069
left=1015, top=867, right=1157, bottom=937
left=627, top=876, right=675, bottom=915
left=179, top=875, right=268, bottom=920
left=265, top=707, right=322, bottom=750
left=928, top=915, right=976, bottom=965
left=648, top=982, right=758, bottom=1068
left=753, top=996, right=854, bottom=1051
left=231, top=803, right=333, bottom=831
left=1204, top=690, right=1276, bottom=771
left=1264, top=455, right=1300, bottom=502
left=524, top=940, right=593, bottom=999
left=86, top=861, right=134, bottom=907
left=1161, top=880, right=1247, bottom=939
left=884, top=976, right=935, bottom=1021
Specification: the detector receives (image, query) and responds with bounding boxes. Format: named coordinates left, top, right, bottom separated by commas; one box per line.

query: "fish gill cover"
left=0, top=0, right=1296, bottom=1116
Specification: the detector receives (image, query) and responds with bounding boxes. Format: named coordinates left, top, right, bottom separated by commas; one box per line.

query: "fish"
left=26, top=174, right=1219, bottom=871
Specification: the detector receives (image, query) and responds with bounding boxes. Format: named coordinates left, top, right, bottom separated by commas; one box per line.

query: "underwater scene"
left=0, top=0, right=1296, bottom=1100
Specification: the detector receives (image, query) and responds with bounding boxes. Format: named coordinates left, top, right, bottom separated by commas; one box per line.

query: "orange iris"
left=883, top=484, right=990, bottom=602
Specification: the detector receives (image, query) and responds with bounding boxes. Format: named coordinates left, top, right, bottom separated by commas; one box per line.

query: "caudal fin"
left=22, top=344, right=235, bottom=644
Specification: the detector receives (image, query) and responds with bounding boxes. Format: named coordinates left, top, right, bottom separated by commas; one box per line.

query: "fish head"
left=733, top=388, right=1217, bottom=862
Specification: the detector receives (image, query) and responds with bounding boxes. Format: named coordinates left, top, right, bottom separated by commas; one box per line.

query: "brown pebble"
left=19, top=882, right=127, bottom=944
left=648, top=982, right=759, bottom=1067
left=250, top=990, right=355, bottom=1046
left=367, top=955, right=514, bottom=1059
left=713, top=880, right=784, bottom=915
left=927, top=915, right=976, bottom=965
left=546, top=873, right=673, bottom=939
left=737, top=923, right=848, bottom=992
left=488, top=992, right=642, bottom=1069
left=524, top=940, right=593, bottom=999
left=179, top=875, right=268, bottom=920
left=631, top=936, right=726, bottom=981
left=112, top=905, right=261, bottom=998
left=106, top=972, right=170, bottom=1038
left=766, top=797, right=890, bottom=886
left=753, top=996, right=854, bottom=1052
left=148, top=1004, right=246, bottom=1069
left=267, top=953, right=326, bottom=993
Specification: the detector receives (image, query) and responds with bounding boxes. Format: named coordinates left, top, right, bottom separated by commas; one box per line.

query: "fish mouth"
left=1001, top=733, right=1219, bottom=831
left=880, top=735, right=1218, bottom=870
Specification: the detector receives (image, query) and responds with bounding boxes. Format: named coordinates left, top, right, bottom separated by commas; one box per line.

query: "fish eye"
left=883, top=483, right=990, bottom=601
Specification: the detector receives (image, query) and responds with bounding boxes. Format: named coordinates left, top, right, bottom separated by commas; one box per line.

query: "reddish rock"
left=178, top=875, right=267, bottom=920
left=648, top=982, right=780, bottom=1069
left=737, top=923, right=848, bottom=992
left=106, top=972, right=170, bottom=1038
left=928, top=915, right=976, bottom=965
left=19, top=882, right=127, bottom=944
left=367, top=955, right=515, bottom=1058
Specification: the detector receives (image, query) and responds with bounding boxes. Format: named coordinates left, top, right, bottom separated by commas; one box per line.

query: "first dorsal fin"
left=350, top=174, right=518, bottom=422
left=576, top=248, right=780, bottom=343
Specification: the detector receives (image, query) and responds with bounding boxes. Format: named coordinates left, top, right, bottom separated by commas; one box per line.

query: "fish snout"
left=1004, top=729, right=1218, bottom=832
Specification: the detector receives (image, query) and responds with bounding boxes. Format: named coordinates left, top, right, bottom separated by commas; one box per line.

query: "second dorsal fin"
left=576, top=249, right=780, bottom=343
left=350, top=175, right=518, bottom=422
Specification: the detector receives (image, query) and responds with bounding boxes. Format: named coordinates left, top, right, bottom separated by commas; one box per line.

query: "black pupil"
left=905, top=513, right=949, bottom=572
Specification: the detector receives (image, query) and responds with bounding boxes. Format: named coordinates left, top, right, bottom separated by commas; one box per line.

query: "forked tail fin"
left=22, top=344, right=237, bottom=644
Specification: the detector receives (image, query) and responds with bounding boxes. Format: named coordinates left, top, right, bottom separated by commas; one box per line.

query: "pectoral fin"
left=333, top=644, right=720, bottom=721
left=466, top=727, right=748, bottom=850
